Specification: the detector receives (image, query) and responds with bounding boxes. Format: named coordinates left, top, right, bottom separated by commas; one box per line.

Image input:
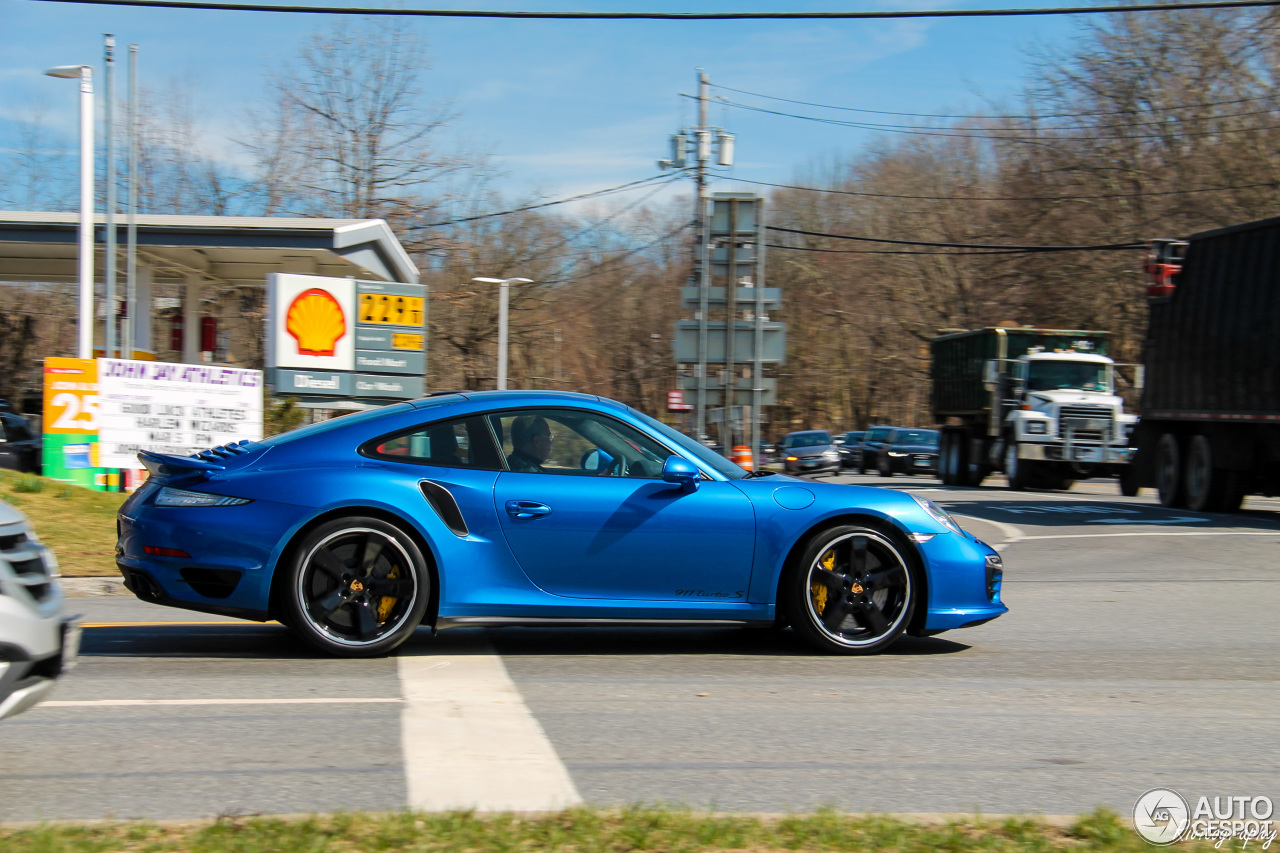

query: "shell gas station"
left=0, top=212, right=424, bottom=490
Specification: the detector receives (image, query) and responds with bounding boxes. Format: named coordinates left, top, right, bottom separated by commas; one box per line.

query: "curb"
left=60, top=577, right=129, bottom=598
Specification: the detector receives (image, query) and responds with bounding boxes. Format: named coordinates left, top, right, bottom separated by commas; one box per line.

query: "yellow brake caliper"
left=810, top=549, right=835, bottom=614
left=376, top=564, right=400, bottom=622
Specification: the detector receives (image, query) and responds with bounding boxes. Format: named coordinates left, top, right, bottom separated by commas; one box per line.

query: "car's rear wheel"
left=785, top=525, right=914, bottom=655
left=283, top=516, right=429, bottom=657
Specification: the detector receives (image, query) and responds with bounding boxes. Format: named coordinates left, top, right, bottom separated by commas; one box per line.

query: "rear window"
left=785, top=431, right=831, bottom=448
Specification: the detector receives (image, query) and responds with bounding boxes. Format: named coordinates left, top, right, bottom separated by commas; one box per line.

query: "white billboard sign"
left=267, top=273, right=356, bottom=371
left=96, top=359, right=264, bottom=468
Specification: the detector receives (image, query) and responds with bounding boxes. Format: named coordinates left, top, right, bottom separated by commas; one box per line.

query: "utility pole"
left=104, top=34, right=117, bottom=358
left=694, top=70, right=710, bottom=443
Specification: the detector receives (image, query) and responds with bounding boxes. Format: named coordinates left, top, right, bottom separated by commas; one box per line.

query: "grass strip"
left=0, top=808, right=1249, bottom=853
left=0, top=470, right=126, bottom=578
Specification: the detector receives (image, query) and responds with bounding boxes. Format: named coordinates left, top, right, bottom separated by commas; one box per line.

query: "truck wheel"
left=879, top=455, right=894, bottom=477
left=1005, top=442, right=1030, bottom=491
left=1184, top=435, right=1243, bottom=513
left=939, top=432, right=955, bottom=485
left=1118, top=463, right=1140, bottom=497
left=1156, top=433, right=1186, bottom=509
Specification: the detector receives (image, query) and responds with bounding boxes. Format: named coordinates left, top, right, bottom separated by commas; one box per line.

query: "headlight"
left=786, top=455, right=798, bottom=461
left=154, top=487, right=252, bottom=508
left=887, top=451, right=907, bottom=457
left=823, top=451, right=838, bottom=459
left=910, top=492, right=964, bottom=535
left=1026, top=421, right=1048, bottom=434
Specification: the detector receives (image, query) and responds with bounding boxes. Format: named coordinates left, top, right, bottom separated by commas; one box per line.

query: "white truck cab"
left=1000, top=348, right=1137, bottom=487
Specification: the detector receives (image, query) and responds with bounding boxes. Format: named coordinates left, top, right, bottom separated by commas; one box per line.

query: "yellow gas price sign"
left=43, top=358, right=100, bottom=434
left=359, top=293, right=424, bottom=327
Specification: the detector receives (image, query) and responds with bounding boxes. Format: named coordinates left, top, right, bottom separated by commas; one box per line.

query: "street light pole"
left=472, top=277, right=533, bottom=390
left=46, top=63, right=95, bottom=359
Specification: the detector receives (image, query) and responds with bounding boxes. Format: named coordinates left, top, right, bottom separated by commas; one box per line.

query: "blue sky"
left=0, top=0, right=1083, bottom=214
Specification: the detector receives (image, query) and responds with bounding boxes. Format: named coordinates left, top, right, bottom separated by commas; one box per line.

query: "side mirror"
left=662, top=455, right=702, bottom=492
left=580, top=448, right=616, bottom=474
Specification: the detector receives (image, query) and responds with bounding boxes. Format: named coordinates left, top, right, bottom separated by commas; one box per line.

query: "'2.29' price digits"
left=359, top=294, right=424, bottom=327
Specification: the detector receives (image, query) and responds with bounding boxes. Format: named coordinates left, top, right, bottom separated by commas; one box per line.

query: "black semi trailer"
left=1134, top=216, right=1280, bottom=512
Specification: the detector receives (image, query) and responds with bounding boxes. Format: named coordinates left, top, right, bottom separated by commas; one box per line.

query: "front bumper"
left=1017, top=442, right=1132, bottom=464
left=915, top=530, right=1007, bottom=632
left=0, top=613, right=78, bottom=721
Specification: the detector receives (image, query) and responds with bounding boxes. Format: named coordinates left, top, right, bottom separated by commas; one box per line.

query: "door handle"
left=505, top=500, right=552, bottom=519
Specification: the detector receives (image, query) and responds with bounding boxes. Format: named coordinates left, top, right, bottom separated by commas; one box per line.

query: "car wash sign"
left=266, top=273, right=425, bottom=400
left=96, top=359, right=263, bottom=468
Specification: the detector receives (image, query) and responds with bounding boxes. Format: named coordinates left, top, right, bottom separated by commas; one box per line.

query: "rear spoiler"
left=137, top=449, right=224, bottom=484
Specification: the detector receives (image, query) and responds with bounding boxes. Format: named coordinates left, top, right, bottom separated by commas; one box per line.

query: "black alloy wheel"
left=284, top=516, right=430, bottom=657
left=786, top=525, right=914, bottom=655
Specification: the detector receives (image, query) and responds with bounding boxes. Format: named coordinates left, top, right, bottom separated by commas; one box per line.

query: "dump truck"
left=932, top=327, right=1138, bottom=490
left=1132, top=217, right=1280, bottom=512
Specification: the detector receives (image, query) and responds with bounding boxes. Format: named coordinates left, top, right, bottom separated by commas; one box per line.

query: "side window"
left=365, top=416, right=503, bottom=470
left=488, top=408, right=671, bottom=478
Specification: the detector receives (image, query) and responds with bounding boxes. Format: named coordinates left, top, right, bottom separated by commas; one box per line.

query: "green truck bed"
left=931, top=327, right=1110, bottom=419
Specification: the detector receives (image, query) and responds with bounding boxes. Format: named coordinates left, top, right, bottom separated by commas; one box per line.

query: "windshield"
left=892, top=430, right=938, bottom=446
left=785, top=431, right=831, bottom=449
left=1027, top=361, right=1111, bottom=392
left=627, top=408, right=747, bottom=479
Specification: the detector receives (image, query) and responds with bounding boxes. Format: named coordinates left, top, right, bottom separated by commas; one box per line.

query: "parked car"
left=838, top=431, right=866, bottom=469
left=857, top=425, right=901, bottom=474
left=0, top=500, right=77, bottom=720
left=117, top=391, right=1005, bottom=657
left=877, top=428, right=940, bottom=477
left=0, top=411, right=41, bottom=474
left=780, top=430, right=842, bottom=477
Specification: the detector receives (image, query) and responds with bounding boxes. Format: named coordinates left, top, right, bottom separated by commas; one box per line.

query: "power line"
left=711, top=82, right=1277, bottom=122
left=766, top=243, right=1027, bottom=256
left=727, top=174, right=1280, bottom=202
left=27, top=0, right=1280, bottom=18
left=767, top=224, right=1145, bottom=251
left=717, top=97, right=1280, bottom=142
left=418, top=174, right=677, bottom=228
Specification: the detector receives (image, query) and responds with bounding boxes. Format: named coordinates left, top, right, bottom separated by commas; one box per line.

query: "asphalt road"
left=2, top=472, right=1276, bottom=821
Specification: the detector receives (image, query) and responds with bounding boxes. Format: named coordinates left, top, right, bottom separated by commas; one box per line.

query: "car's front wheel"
left=785, top=525, right=915, bottom=655
left=283, top=516, right=430, bottom=657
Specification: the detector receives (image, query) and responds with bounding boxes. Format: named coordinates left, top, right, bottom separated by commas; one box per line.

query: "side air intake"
left=418, top=481, right=469, bottom=537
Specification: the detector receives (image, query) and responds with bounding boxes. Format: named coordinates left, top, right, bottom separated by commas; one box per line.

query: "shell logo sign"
left=287, top=288, right=347, bottom=357
left=268, top=274, right=356, bottom=371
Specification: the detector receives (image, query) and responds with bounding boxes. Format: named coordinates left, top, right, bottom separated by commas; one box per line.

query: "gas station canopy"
left=0, top=212, right=419, bottom=285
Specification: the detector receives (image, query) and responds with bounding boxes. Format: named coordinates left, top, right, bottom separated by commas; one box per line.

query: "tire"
left=858, top=455, right=868, bottom=475
left=1183, top=435, right=1244, bottom=513
left=784, top=525, right=915, bottom=655
left=283, top=516, right=430, bottom=657
left=1118, top=462, right=1140, bottom=497
left=939, top=432, right=956, bottom=485
left=879, top=455, right=894, bottom=477
left=1156, top=433, right=1185, bottom=509
left=1005, top=441, right=1031, bottom=491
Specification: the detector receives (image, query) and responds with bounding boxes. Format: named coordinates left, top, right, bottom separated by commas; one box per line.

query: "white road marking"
left=397, top=650, right=582, bottom=812
left=42, top=698, right=402, bottom=707
left=952, top=514, right=1024, bottom=544
left=1009, top=530, right=1280, bottom=542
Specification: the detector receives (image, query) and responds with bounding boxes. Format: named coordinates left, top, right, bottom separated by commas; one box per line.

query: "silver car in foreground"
left=0, top=499, right=77, bottom=720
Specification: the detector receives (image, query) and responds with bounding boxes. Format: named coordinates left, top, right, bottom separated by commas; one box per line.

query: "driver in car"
left=508, top=415, right=552, bottom=473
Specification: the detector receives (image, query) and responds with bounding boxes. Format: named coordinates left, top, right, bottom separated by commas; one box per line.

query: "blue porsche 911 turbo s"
left=116, top=391, right=1005, bottom=657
